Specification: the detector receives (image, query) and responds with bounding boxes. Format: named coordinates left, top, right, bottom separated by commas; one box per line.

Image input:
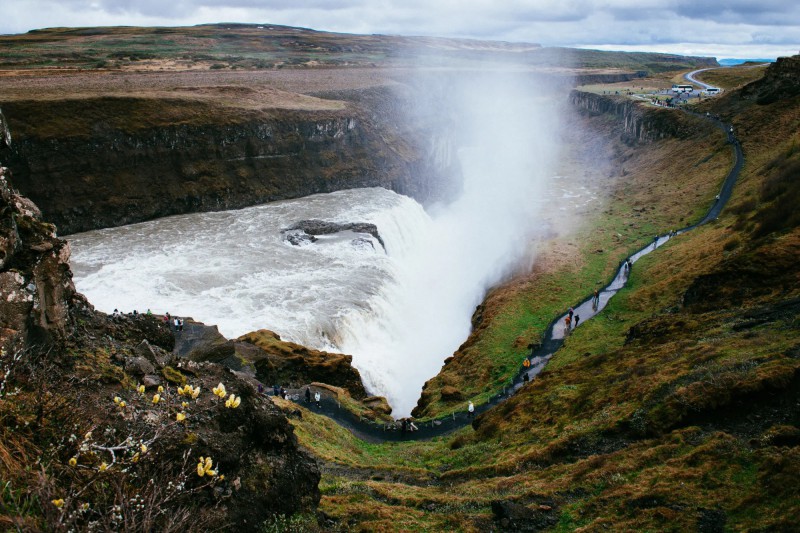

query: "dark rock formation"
left=0, top=88, right=458, bottom=235
left=283, top=219, right=385, bottom=250
left=738, top=54, right=800, bottom=105
left=238, top=329, right=369, bottom=399
left=0, top=164, right=84, bottom=349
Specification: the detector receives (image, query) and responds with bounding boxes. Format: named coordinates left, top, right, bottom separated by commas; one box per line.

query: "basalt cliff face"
left=568, top=90, right=712, bottom=144
left=0, top=87, right=458, bottom=235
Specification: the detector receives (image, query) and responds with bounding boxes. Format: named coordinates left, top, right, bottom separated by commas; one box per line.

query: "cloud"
left=0, top=0, right=798, bottom=59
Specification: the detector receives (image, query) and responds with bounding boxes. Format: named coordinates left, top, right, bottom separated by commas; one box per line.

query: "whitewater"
left=70, top=79, right=581, bottom=416
left=69, top=187, right=429, bottom=349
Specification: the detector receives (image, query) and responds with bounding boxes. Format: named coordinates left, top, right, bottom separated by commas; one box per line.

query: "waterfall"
left=69, top=73, right=565, bottom=419
left=336, top=76, right=563, bottom=416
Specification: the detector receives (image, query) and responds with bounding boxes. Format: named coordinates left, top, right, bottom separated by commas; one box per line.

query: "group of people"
left=110, top=308, right=147, bottom=321
left=564, top=306, right=581, bottom=334
left=163, top=312, right=184, bottom=331
left=256, top=383, right=323, bottom=407
left=399, top=418, right=419, bottom=433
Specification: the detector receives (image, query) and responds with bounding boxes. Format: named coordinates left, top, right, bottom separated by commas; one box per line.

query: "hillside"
left=278, top=57, right=800, bottom=530
left=0, top=24, right=715, bottom=73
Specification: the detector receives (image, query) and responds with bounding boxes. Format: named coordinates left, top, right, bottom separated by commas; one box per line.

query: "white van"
left=704, top=88, right=721, bottom=95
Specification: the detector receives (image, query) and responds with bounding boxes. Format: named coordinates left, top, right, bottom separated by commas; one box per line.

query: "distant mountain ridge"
left=718, top=58, right=775, bottom=66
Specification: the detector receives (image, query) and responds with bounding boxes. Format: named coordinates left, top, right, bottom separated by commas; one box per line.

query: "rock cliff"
left=0, top=163, right=83, bottom=349
left=738, top=55, right=800, bottom=104
left=568, top=90, right=708, bottom=144
left=0, top=88, right=458, bottom=234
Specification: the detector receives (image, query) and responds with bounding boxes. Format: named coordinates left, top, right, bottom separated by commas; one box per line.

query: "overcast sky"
left=1, top=0, right=798, bottom=60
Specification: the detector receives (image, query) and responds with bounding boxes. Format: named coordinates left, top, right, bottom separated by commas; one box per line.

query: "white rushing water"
left=69, top=187, right=431, bottom=349
left=70, top=75, right=572, bottom=416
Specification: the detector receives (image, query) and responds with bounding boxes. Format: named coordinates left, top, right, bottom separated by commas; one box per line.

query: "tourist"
left=280, top=386, right=287, bottom=399
left=174, top=317, right=180, bottom=331
left=523, top=372, right=530, bottom=383
left=574, top=314, right=580, bottom=328
left=565, top=315, right=571, bottom=333
left=305, top=387, right=311, bottom=403
left=314, top=391, right=321, bottom=407
left=257, top=383, right=264, bottom=395
left=468, top=401, right=475, bottom=418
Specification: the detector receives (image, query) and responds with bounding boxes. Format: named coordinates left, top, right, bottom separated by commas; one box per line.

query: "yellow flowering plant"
left=225, top=394, right=241, bottom=409
left=196, top=456, right=218, bottom=477
left=212, top=383, right=226, bottom=398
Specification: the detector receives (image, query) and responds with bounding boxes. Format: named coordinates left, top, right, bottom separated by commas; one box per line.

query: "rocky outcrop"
left=0, top=164, right=83, bottom=349
left=237, top=329, right=369, bottom=399
left=0, top=107, right=10, bottom=149
left=739, top=54, right=800, bottom=105
left=569, top=90, right=702, bottom=144
left=283, top=219, right=385, bottom=250
left=0, top=89, right=458, bottom=235
left=172, top=321, right=370, bottom=401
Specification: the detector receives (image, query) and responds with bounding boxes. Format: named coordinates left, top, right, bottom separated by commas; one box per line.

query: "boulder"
left=363, top=395, right=393, bottom=416
left=124, top=356, right=155, bottom=377
left=142, top=374, right=162, bottom=388
left=136, top=339, right=170, bottom=368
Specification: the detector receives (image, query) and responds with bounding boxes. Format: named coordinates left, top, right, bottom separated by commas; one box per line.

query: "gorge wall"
left=0, top=86, right=458, bottom=235
left=568, top=90, right=706, bottom=144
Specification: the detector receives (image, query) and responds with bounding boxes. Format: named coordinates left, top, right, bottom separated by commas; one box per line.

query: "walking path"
left=175, top=111, right=744, bottom=443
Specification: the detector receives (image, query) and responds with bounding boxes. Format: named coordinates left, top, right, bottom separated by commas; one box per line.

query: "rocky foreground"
left=0, top=163, right=321, bottom=530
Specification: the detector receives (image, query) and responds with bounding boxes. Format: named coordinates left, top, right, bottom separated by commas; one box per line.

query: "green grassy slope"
left=279, top=61, right=800, bottom=531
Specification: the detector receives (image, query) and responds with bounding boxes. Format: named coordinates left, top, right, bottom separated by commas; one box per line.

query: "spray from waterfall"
left=337, top=70, right=565, bottom=416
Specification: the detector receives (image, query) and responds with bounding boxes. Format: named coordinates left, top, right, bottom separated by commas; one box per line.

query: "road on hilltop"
left=685, top=68, right=717, bottom=90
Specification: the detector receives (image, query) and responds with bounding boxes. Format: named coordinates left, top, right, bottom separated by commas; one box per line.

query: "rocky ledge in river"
left=282, top=219, right=386, bottom=251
